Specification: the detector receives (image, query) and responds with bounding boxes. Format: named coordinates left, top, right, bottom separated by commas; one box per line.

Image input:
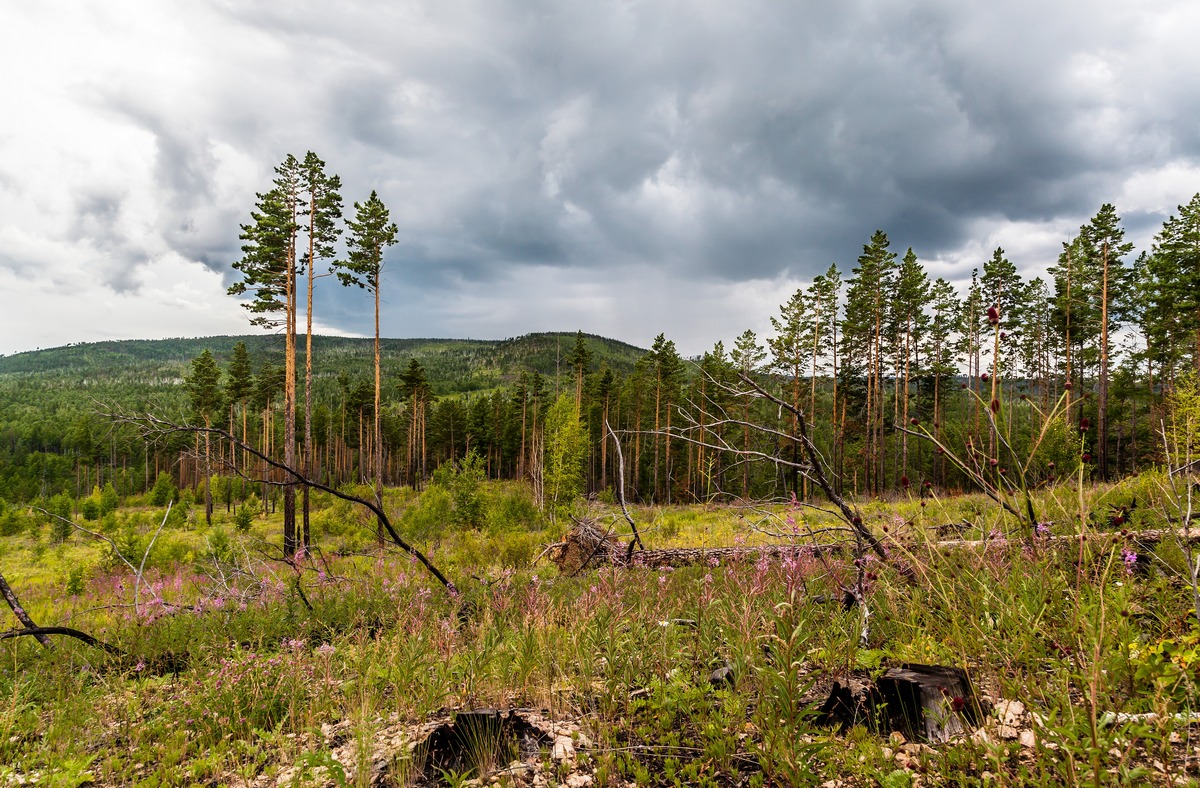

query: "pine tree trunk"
left=1098, top=243, right=1110, bottom=481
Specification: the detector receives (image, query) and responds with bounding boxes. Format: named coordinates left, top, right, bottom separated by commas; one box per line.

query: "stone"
left=552, top=736, right=576, bottom=761
left=994, top=699, right=1025, bottom=728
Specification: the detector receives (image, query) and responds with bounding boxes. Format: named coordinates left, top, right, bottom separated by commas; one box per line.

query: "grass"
left=0, top=477, right=1198, bottom=786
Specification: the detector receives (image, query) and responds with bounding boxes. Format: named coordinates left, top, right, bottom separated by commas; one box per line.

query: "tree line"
left=2, top=178, right=1199, bottom=533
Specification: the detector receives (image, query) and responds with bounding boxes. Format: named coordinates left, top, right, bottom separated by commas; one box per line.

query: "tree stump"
left=874, top=664, right=983, bottom=743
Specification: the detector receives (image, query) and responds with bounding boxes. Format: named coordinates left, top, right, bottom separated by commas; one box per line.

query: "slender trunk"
left=374, top=275, right=384, bottom=542
left=203, top=415, right=213, bottom=526
left=1098, top=242, right=1110, bottom=480
left=283, top=225, right=297, bottom=560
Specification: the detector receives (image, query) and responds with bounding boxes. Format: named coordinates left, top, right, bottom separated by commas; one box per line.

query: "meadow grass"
left=0, top=477, right=1197, bottom=786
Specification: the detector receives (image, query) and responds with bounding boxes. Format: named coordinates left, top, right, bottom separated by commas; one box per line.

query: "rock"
left=708, top=665, right=735, bottom=688
left=564, top=775, right=594, bottom=787
left=994, top=699, right=1026, bottom=728
left=1019, top=730, right=1036, bottom=748
left=997, top=725, right=1020, bottom=740
left=552, top=736, right=576, bottom=761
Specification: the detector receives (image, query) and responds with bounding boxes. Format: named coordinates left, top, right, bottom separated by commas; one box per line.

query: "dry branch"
left=0, top=569, right=51, bottom=647
left=107, top=409, right=457, bottom=593
left=0, top=626, right=122, bottom=655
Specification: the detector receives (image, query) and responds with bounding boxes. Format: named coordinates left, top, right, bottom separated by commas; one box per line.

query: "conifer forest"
left=2, top=157, right=1200, bottom=787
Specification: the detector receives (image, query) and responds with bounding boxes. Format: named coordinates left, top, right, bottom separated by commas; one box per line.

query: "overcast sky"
left=2, top=1, right=1198, bottom=358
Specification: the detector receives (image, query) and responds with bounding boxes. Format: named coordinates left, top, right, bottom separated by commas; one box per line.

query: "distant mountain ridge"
left=0, top=332, right=648, bottom=396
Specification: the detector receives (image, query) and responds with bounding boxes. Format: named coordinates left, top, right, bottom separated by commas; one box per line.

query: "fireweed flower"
left=1122, top=548, right=1138, bottom=574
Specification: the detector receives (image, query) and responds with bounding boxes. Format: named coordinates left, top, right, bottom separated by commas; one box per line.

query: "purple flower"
left=1122, top=548, right=1138, bottom=574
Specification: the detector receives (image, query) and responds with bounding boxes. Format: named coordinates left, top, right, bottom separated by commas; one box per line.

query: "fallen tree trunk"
left=547, top=521, right=1200, bottom=573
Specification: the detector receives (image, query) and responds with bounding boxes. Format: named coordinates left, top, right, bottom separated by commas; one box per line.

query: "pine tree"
left=731, top=329, right=766, bottom=498
left=650, top=334, right=685, bottom=502
left=228, top=155, right=302, bottom=558
left=1146, top=194, right=1200, bottom=380
left=398, top=358, right=433, bottom=488
left=768, top=288, right=812, bottom=496
left=890, top=248, right=930, bottom=483
left=564, top=331, right=594, bottom=411
left=185, top=349, right=222, bottom=526
left=1081, top=204, right=1133, bottom=480
left=298, top=152, right=343, bottom=549
left=925, top=277, right=961, bottom=483
left=844, top=231, right=896, bottom=494
left=224, top=341, right=254, bottom=475
left=337, top=191, right=398, bottom=520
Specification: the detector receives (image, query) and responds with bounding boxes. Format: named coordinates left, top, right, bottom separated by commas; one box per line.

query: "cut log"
left=874, top=663, right=984, bottom=743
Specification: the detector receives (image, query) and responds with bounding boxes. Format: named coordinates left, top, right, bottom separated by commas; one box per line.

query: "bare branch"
left=605, top=419, right=644, bottom=555
left=105, top=409, right=458, bottom=593
left=0, top=570, right=51, bottom=647
left=0, top=626, right=122, bottom=655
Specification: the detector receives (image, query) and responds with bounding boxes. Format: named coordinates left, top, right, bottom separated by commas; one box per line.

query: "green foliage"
left=79, top=497, right=99, bottom=522
left=485, top=484, right=544, bottom=535
left=149, top=473, right=176, bottom=507
left=543, top=392, right=585, bottom=522
left=65, top=565, right=86, bottom=597
left=232, top=504, right=255, bottom=532
left=433, top=450, right=487, bottom=530
left=399, top=485, right=453, bottom=542
left=99, top=483, right=118, bottom=516
left=0, top=500, right=21, bottom=537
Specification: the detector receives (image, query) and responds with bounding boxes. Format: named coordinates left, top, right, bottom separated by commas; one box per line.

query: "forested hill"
left=0, top=332, right=647, bottom=395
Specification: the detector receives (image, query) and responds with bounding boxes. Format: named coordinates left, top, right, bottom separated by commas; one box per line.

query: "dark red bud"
left=1063, top=382, right=1073, bottom=390
left=990, top=398, right=1000, bottom=414
left=910, top=417, right=919, bottom=425
left=987, top=306, right=1000, bottom=325
left=901, top=475, right=910, bottom=488
left=1080, top=417, right=1090, bottom=431
left=1000, top=331, right=1008, bottom=340
left=1048, top=461, right=1055, bottom=469
left=1082, top=453, right=1092, bottom=462
left=990, top=458, right=999, bottom=467
left=981, top=373, right=990, bottom=382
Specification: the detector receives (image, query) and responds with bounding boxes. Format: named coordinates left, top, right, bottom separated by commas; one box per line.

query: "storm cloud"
left=1, top=0, right=1198, bottom=355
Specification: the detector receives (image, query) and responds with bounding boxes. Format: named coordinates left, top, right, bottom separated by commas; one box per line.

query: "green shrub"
left=80, top=497, right=100, bottom=522
left=497, top=531, right=537, bottom=568
left=486, top=485, right=544, bottom=534
left=65, top=565, right=86, bottom=597
left=233, top=504, right=255, bottom=532
left=99, top=482, right=119, bottom=515
left=0, top=501, right=22, bottom=537
left=150, top=472, right=177, bottom=507
left=399, top=486, right=453, bottom=542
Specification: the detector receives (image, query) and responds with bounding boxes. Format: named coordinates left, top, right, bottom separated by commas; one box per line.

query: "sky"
left=2, top=1, right=1199, bottom=358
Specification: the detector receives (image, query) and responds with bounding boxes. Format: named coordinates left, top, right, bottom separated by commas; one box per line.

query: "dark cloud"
left=4, top=0, right=1199, bottom=356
